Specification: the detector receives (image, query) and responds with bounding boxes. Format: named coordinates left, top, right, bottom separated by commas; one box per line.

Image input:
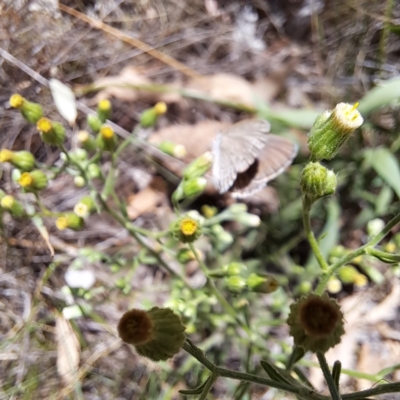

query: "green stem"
left=98, top=196, right=191, bottom=286
left=365, top=247, right=400, bottom=263
left=182, top=340, right=328, bottom=399
left=342, top=382, right=400, bottom=400
left=198, top=372, right=219, bottom=400
left=317, top=352, right=341, bottom=400
left=302, top=196, right=329, bottom=271
left=188, top=243, right=252, bottom=337
left=315, top=212, right=400, bottom=294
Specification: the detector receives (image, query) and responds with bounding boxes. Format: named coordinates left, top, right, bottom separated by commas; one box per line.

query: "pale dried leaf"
left=187, top=73, right=258, bottom=107
left=56, top=315, right=80, bottom=386
left=92, top=66, right=181, bottom=104
left=126, top=177, right=168, bottom=220
left=149, top=120, right=227, bottom=166
left=49, top=79, right=77, bottom=125
left=31, top=215, right=54, bottom=256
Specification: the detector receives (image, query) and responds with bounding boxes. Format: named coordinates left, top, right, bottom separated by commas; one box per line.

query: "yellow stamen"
left=98, top=99, right=111, bottom=111
left=180, top=217, right=198, bottom=236
left=19, top=172, right=34, bottom=187
left=9, top=94, right=24, bottom=108
left=37, top=118, right=52, bottom=133
left=100, top=125, right=114, bottom=139
left=0, top=149, right=15, bottom=162
left=1, top=195, right=15, bottom=208
left=55, top=216, right=68, bottom=230
left=154, top=102, right=167, bottom=115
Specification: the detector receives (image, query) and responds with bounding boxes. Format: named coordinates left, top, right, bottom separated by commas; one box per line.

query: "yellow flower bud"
left=97, top=99, right=112, bottom=122
left=1, top=195, right=25, bottom=217
left=308, top=102, right=363, bottom=160
left=154, top=102, right=167, bottom=115
left=56, top=213, right=84, bottom=231
left=171, top=215, right=202, bottom=243
left=9, top=94, right=24, bottom=108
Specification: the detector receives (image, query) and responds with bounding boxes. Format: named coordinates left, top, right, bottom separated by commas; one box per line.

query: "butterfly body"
left=212, top=119, right=298, bottom=198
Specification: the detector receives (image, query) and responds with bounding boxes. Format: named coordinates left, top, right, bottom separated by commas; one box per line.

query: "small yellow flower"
left=77, top=130, right=90, bottom=143
left=37, top=117, right=53, bottom=133
left=19, top=172, right=34, bottom=188
left=180, top=217, right=198, bottom=236
left=334, top=102, right=363, bottom=132
left=55, top=216, right=69, bottom=230
left=0, top=149, right=14, bottom=162
left=171, top=215, right=202, bottom=243
left=1, top=195, right=15, bottom=209
left=100, top=125, right=114, bottom=139
left=9, top=94, right=24, bottom=108
left=354, top=273, right=368, bottom=288
left=98, top=99, right=111, bottom=112
left=154, top=102, right=167, bottom=115
left=74, top=203, right=89, bottom=218
left=384, top=242, right=397, bottom=253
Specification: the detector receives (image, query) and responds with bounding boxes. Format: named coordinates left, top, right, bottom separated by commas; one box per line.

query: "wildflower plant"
left=3, top=90, right=400, bottom=400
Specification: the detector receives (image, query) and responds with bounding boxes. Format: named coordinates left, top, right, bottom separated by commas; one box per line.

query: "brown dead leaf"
left=149, top=120, right=227, bottom=168
left=90, top=66, right=181, bottom=104
left=186, top=73, right=259, bottom=108
left=126, top=176, right=168, bottom=220
left=56, top=315, right=80, bottom=387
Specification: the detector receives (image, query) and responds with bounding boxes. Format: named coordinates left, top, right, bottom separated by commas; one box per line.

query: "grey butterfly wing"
left=212, top=120, right=271, bottom=193
left=231, top=135, right=298, bottom=198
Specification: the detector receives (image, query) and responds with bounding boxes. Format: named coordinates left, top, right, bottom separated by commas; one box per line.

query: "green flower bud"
left=18, top=170, right=48, bottom=191
left=183, top=152, right=213, bottom=180
left=246, top=273, right=279, bottom=294
left=210, top=224, right=234, bottom=249
left=300, top=162, right=337, bottom=200
left=225, top=276, right=246, bottom=294
left=176, top=248, right=196, bottom=264
left=367, top=218, right=385, bottom=237
left=140, top=102, right=167, bottom=128
left=56, top=213, right=84, bottom=231
left=287, top=293, right=345, bottom=353
left=326, top=277, right=342, bottom=294
left=74, top=195, right=96, bottom=218
left=37, top=118, right=66, bottom=146
left=10, top=94, right=43, bottom=123
left=0, top=149, right=36, bottom=171
left=0, top=195, right=25, bottom=217
left=96, top=125, right=117, bottom=152
left=201, top=204, right=218, bottom=218
left=87, top=114, right=103, bottom=133
left=171, top=215, right=202, bottom=243
left=234, top=212, right=261, bottom=227
left=74, top=176, right=86, bottom=187
left=76, top=130, right=97, bottom=152
left=87, top=163, right=101, bottom=179
left=338, top=265, right=359, bottom=284
left=117, top=307, right=185, bottom=362
left=158, top=141, right=187, bottom=159
left=70, top=148, right=88, bottom=162
left=181, top=177, right=207, bottom=199
left=140, top=108, right=158, bottom=128
left=208, top=262, right=246, bottom=278
left=308, top=103, right=363, bottom=160
left=97, top=99, right=112, bottom=123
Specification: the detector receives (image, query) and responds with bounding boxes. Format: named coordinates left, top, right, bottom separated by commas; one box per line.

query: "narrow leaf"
left=369, top=147, right=400, bottom=198
left=49, top=78, right=77, bottom=125
left=358, top=77, right=400, bottom=116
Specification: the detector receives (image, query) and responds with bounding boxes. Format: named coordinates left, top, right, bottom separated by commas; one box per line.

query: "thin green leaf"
left=179, top=377, right=210, bottom=395
left=358, top=77, right=400, bottom=116
left=369, top=147, right=400, bottom=198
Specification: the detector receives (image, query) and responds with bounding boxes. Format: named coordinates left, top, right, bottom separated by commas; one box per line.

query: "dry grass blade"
left=56, top=315, right=81, bottom=387
left=58, top=3, right=203, bottom=80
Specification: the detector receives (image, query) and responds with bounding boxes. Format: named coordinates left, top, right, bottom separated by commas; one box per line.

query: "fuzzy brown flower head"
left=287, top=293, right=345, bottom=353
left=118, top=309, right=154, bottom=345
left=118, top=307, right=186, bottom=362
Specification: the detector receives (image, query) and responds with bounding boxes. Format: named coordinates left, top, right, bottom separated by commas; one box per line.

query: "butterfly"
left=212, top=119, right=298, bottom=198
